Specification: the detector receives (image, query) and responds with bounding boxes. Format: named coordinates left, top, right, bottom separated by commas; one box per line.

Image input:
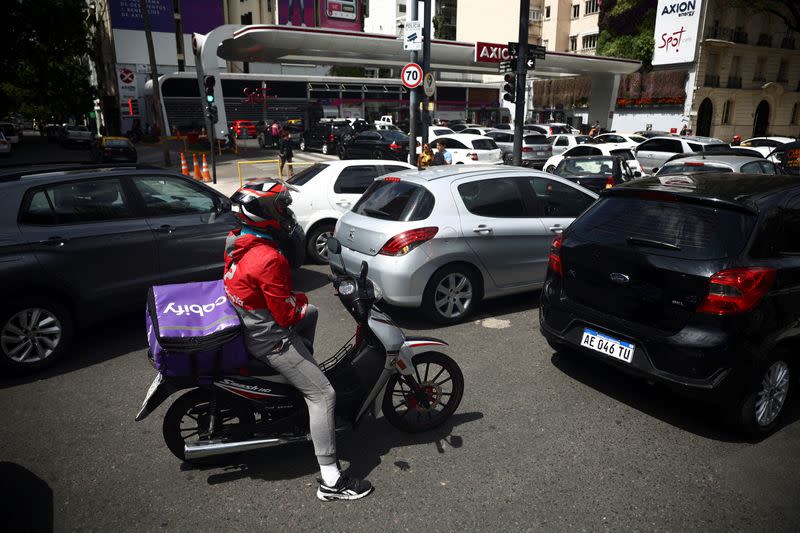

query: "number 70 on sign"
left=401, top=63, right=423, bottom=89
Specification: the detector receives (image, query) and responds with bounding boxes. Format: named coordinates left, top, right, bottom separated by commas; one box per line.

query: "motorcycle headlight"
left=339, top=280, right=356, bottom=296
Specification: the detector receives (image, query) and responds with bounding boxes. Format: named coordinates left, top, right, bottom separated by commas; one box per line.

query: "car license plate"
left=580, top=328, right=634, bottom=363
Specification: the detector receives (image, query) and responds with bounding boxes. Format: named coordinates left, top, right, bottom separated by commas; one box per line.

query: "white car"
left=738, top=136, right=795, bottom=157
left=460, top=127, right=495, bottom=136
left=593, top=133, right=647, bottom=149
left=266, top=159, right=416, bottom=263
left=0, top=132, right=11, bottom=156
left=0, top=123, right=20, bottom=144
left=428, top=134, right=503, bottom=165
left=548, top=134, right=595, bottom=156
left=415, top=126, right=456, bottom=147
left=543, top=144, right=643, bottom=176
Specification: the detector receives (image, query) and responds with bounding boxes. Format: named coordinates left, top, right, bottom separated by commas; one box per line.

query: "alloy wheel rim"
left=755, top=361, right=791, bottom=427
left=315, top=231, right=333, bottom=260
left=1, top=308, right=62, bottom=363
left=435, top=273, right=472, bottom=318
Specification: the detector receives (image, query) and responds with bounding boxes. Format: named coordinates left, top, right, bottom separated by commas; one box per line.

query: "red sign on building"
left=474, top=42, right=511, bottom=63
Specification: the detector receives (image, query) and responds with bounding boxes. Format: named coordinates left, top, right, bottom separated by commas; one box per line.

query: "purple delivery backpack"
left=146, top=280, right=249, bottom=377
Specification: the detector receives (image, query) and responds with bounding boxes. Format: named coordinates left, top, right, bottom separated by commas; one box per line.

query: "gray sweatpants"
left=264, top=306, right=337, bottom=465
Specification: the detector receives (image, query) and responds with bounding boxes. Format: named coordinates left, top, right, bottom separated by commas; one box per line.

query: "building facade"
left=541, top=0, right=600, bottom=54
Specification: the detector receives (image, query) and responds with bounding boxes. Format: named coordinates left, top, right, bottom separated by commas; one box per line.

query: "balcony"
left=727, top=76, right=742, bottom=88
left=704, top=74, right=720, bottom=87
left=757, top=33, right=773, bottom=47
left=781, top=37, right=796, bottom=50
left=732, top=30, right=748, bottom=44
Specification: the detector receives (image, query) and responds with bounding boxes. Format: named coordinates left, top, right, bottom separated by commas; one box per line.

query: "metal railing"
left=727, top=76, right=742, bottom=89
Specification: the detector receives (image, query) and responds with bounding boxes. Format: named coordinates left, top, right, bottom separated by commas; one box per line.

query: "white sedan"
left=739, top=136, right=795, bottom=157
left=428, top=134, right=503, bottom=164
left=544, top=144, right=643, bottom=176
left=593, top=132, right=647, bottom=149
left=548, top=134, right=595, bottom=156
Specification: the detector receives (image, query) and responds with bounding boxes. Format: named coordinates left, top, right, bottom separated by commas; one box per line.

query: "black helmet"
left=231, top=181, right=297, bottom=233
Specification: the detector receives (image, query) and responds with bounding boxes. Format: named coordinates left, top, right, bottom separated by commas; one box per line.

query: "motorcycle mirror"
left=326, top=237, right=341, bottom=255
left=360, top=260, right=368, bottom=281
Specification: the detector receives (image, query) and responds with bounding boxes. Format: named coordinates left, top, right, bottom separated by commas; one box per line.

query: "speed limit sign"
left=401, top=63, right=423, bottom=89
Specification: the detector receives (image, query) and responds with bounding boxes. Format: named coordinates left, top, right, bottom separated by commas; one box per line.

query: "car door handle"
left=548, top=224, right=564, bottom=233
left=158, top=224, right=175, bottom=234
left=472, top=225, right=493, bottom=234
left=336, top=199, right=351, bottom=207
left=40, top=236, right=67, bottom=246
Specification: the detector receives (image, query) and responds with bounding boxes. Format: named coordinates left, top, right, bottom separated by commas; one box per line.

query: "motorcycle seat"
left=243, top=358, right=280, bottom=377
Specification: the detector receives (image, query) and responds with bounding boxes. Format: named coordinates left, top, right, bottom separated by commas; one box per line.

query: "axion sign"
left=474, top=42, right=511, bottom=64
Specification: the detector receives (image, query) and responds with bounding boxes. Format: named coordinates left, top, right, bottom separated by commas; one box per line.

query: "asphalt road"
left=1, top=262, right=799, bottom=532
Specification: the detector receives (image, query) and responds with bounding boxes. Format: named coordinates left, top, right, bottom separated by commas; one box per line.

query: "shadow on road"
left=0, top=312, right=145, bottom=388
left=549, top=350, right=800, bottom=443
left=293, top=266, right=331, bottom=293
left=0, top=462, right=53, bottom=533
left=385, top=290, right=541, bottom=331
left=186, top=411, right=484, bottom=485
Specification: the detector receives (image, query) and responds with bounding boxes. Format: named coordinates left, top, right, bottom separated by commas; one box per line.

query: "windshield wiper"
left=626, top=237, right=681, bottom=251
left=362, top=208, right=393, bottom=219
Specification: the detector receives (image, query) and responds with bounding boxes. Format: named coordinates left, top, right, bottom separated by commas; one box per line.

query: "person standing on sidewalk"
left=279, top=131, right=294, bottom=178
left=270, top=120, right=281, bottom=148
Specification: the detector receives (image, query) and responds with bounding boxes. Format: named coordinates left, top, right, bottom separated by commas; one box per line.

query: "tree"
left=140, top=0, right=171, bottom=166
left=597, top=0, right=658, bottom=69
left=0, top=0, right=94, bottom=121
left=732, top=0, right=800, bottom=34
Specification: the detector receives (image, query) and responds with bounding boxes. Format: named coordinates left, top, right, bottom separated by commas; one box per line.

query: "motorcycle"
left=136, top=237, right=464, bottom=462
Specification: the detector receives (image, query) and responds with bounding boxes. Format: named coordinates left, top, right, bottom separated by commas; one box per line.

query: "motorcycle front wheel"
left=382, top=352, right=464, bottom=433
left=162, top=389, right=255, bottom=462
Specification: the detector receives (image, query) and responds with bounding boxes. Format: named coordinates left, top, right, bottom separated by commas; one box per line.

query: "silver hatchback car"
left=330, top=166, right=598, bottom=323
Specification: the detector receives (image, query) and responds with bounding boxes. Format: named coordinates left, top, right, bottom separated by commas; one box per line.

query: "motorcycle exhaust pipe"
left=184, top=435, right=309, bottom=461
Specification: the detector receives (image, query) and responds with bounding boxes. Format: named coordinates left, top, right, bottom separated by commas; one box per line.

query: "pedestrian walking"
left=270, top=120, right=281, bottom=148
left=680, top=124, right=688, bottom=136
left=431, top=141, right=452, bottom=166
left=417, top=144, right=434, bottom=168
left=279, top=131, right=294, bottom=177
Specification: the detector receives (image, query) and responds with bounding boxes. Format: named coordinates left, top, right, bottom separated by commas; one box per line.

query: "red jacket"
left=224, top=230, right=307, bottom=354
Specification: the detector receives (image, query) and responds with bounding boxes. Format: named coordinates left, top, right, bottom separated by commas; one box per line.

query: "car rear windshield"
left=287, top=163, right=328, bottom=186
left=524, top=135, right=549, bottom=145
left=105, top=139, right=130, bottom=148
left=703, top=143, right=731, bottom=152
left=658, top=164, right=733, bottom=175
left=549, top=125, right=569, bottom=134
left=433, top=128, right=452, bottom=136
left=382, top=131, right=410, bottom=142
left=353, top=179, right=435, bottom=221
left=472, top=139, right=498, bottom=150
left=610, top=149, right=636, bottom=160
left=568, top=196, right=756, bottom=260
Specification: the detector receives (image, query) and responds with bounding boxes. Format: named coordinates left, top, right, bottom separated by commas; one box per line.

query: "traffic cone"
left=180, top=152, right=189, bottom=176
left=192, top=154, right=202, bottom=181
left=201, top=154, right=211, bottom=182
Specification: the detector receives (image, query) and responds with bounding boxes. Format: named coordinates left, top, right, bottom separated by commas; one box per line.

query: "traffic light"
left=204, top=75, right=216, bottom=103
left=206, top=104, right=218, bottom=124
left=503, top=73, right=516, bottom=103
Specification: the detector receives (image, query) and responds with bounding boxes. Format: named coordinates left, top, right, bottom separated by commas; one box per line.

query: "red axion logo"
left=243, top=87, right=272, bottom=104
left=119, top=68, right=135, bottom=84
left=475, top=42, right=511, bottom=63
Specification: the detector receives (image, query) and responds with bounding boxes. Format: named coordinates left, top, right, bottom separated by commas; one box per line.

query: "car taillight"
left=685, top=162, right=704, bottom=166
left=329, top=133, right=335, bottom=142
left=696, top=267, right=776, bottom=315
left=389, top=142, right=401, bottom=151
left=468, top=152, right=478, bottom=161
left=521, top=147, right=533, bottom=152
left=548, top=234, right=563, bottom=276
left=384, top=176, right=401, bottom=182
left=605, top=176, right=614, bottom=189
left=379, top=227, right=438, bottom=256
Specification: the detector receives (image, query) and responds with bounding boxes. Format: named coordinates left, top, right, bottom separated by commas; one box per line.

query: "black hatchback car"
left=0, top=165, right=239, bottom=373
left=540, top=173, right=800, bottom=435
left=299, top=120, right=351, bottom=155
left=341, top=130, right=410, bottom=161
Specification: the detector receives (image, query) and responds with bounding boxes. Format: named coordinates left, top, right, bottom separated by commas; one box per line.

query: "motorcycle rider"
left=223, top=183, right=374, bottom=502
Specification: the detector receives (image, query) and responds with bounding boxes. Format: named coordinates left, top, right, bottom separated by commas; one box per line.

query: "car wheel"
left=257, top=134, right=266, bottom=149
left=372, top=150, right=383, bottom=160
left=306, top=223, right=335, bottom=264
left=337, top=144, right=346, bottom=159
left=422, top=265, right=479, bottom=325
left=503, top=153, right=513, bottom=164
left=546, top=165, right=556, bottom=173
left=300, top=139, right=307, bottom=151
left=0, top=298, right=73, bottom=374
left=321, top=143, right=329, bottom=155
left=734, top=351, right=793, bottom=436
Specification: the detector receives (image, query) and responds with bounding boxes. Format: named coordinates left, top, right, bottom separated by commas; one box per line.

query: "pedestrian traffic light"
left=503, top=73, right=516, bottom=103
left=206, top=104, right=218, bottom=123
left=204, top=75, right=216, bottom=103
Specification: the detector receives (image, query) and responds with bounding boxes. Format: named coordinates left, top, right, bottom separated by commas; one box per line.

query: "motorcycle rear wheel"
left=163, top=389, right=255, bottom=462
left=382, top=352, right=464, bottom=433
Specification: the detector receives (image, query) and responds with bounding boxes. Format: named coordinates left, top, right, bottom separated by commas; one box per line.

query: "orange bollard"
left=192, top=154, right=202, bottom=180
left=180, top=152, right=189, bottom=176
left=201, top=154, right=211, bottom=182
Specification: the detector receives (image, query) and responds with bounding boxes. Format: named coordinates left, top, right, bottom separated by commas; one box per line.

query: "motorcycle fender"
left=135, top=373, right=180, bottom=422
left=392, top=344, right=416, bottom=376
left=403, top=336, right=449, bottom=354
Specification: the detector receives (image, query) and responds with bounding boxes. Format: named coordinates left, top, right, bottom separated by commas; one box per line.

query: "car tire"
left=503, top=153, right=513, bottom=164
left=0, top=297, right=73, bottom=374
left=372, top=150, right=383, bottom=160
left=422, top=265, right=480, bottom=325
left=733, top=350, right=794, bottom=437
left=257, top=134, right=266, bottom=149
left=300, top=139, right=307, bottom=151
left=337, top=144, right=347, bottom=159
left=306, top=223, right=335, bottom=264
left=321, top=143, right=329, bottom=155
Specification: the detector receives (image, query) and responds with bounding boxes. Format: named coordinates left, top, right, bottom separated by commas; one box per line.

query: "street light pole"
left=408, top=0, right=419, bottom=166
left=421, top=0, right=432, bottom=149
left=512, top=0, right=531, bottom=167
left=139, top=0, right=171, bottom=167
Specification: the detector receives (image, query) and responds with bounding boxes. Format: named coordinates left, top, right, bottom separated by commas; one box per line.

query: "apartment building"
left=541, top=0, right=600, bottom=54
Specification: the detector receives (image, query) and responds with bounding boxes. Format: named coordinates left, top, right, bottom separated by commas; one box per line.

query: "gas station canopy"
left=216, top=25, right=641, bottom=76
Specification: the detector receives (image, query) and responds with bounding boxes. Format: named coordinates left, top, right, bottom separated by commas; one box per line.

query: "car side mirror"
left=651, top=168, right=658, bottom=174
left=326, top=237, right=341, bottom=255
left=633, top=171, right=642, bottom=178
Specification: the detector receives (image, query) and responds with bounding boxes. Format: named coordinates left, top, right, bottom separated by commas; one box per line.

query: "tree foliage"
left=597, top=0, right=658, bottom=69
left=0, top=0, right=94, bottom=120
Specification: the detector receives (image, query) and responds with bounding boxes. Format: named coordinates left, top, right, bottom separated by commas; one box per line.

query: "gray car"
left=0, top=165, right=239, bottom=372
left=634, top=136, right=730, bottom=175
left=330, top=166, right=598, bottom=324
left=484, top=130, right=553, bottom=166
left=654, top=153, right=782, bottom=176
